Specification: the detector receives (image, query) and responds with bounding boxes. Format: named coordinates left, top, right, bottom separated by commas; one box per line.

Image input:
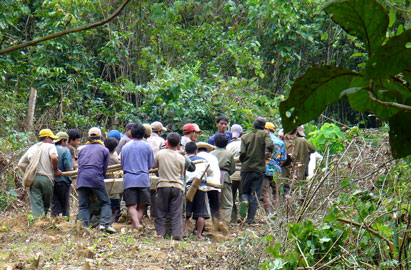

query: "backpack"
left=22, top=143, right=46, bottom=188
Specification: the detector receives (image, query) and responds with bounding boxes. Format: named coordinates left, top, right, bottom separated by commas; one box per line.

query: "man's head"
left=53, top=132, right=69, bottom=146
left=68, top=129, right=82, bottom=148
left=253, top=117, right=267, bottom=130
left=167, top=132, right=181, bottom=148
left=183, top=123, right=199, bottom=142
left=131, top=123, right=145, bottom=139
left=185, top=141, right=198, bottom=155
left=265, top=122, right=275, bottom=133
left=125, top=123, right=135, bottom=137
left=151, top=121, right=167, bottom=135
left=215, top=134, right=228, bottom=148
left=88, top=127, right=102, bottom=141
left=104, top=137, right=119, bottom=153
left=216, top=115, right=229, bottom=133
left=143, top=124, right=152, bottom=139
left=231, top=124, right=243, bottom=139
left=39, top=129, right=58, bottom=143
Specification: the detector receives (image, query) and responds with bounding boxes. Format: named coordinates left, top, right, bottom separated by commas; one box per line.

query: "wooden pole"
left=25, top=87, right=37, bottom=131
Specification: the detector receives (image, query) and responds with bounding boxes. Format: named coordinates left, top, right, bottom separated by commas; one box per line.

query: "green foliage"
left=0, top=190, right=18, bottom=212
left=262, top=220, right=347, bottom=269
left=307, top=123, right=346, bottom=154
left=280, top=0, right=411, bottom=159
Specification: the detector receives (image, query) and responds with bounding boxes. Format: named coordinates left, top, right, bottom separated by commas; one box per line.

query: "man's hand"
left=54, top=169, right=62, bottom=177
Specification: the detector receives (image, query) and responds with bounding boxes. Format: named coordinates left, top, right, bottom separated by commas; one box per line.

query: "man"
left=184, top=142, right=213, bottom=240
left=116, top=123, right=135, bottom=154
left=143, top=123, right=152, bottom=141
left=239, top=117, right=274, bottom=224
left=262, top=122, right=287, bottom=214
left=104, top=136, right=121, bottom=223
left=281, top=128, right=316, bottom=181
left=121, top=124, right=154, bottom=231
left=226, top=124, right=243, bottom=222
left=208, top=115, right=232, bottom=146
left=51, top=132, right=73, bottom=218
left=147, top=121, right=167, bottom=156
left=181, top=123, right=200, bottom=150
left=197, top=142, right=227, bottom=234
left=210, top=134, right=235, bottom=224
left=67, top=129, right=82, bottom=170
left=77, top=127, right=115, bottom=233
left=18, top=129, right=62, bottom=217
left=153, top=133, right=186, bottom=240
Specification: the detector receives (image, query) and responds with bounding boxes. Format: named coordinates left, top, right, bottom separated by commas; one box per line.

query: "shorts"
left=123, top=187, right=151, bottom=206
left=186, top=190, right=210, bottom=220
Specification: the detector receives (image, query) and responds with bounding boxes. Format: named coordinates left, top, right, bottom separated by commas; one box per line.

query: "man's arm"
left=51, top=153, right=62, bottom=177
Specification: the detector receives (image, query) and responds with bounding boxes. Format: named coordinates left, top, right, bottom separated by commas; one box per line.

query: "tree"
left=280, top=0, right=411, bottom=158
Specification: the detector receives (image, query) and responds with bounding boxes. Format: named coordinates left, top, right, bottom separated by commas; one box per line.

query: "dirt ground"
left=0, top=208, right=270, bottom=270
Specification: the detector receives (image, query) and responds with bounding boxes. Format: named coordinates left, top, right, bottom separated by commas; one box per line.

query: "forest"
left=0, top=0, right=410, bottom=269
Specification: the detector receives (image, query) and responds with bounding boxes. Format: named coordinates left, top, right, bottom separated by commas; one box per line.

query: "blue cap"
left=108, top=130, right=122, bottom=141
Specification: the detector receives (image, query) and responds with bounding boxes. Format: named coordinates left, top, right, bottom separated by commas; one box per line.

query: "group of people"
left=18, top=115, right=317, bottom=240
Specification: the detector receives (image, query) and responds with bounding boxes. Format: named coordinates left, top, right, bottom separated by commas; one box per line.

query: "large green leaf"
left=347, top=88, right=400, bottom=121
left=365, top=29, right=411, bottom=79
left=280, top=66, right=361, bottom=132
left=389, top=110, right=411, bottom=158
left=324, top=0, right=388, bottom=55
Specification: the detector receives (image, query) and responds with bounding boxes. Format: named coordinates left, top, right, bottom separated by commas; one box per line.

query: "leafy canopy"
left=280, top=0, right=411, bottom=158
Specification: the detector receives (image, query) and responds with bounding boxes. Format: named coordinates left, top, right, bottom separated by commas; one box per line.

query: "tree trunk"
left=25, top=87, right=37, bottom=131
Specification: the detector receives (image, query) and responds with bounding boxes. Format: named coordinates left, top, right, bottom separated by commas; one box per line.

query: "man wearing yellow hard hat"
left=18, top=129, right=62, bottom=217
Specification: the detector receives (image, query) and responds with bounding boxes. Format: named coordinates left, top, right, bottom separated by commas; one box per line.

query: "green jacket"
left=210, top=148, right=236, bottom=184
left=240, top=129, right=274, bottom=172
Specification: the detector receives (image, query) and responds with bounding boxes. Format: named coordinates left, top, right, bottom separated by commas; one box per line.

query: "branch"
left=368, top=92, right=411, bottom=111
left=0, top=0, right=132, bottom=55
left=337, top=217, right=395, bottom=254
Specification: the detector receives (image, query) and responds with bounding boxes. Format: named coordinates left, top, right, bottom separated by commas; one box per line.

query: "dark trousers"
left=51, top=181, right=71, bottom=218
left=231, top=180, right=242, bottom=222
left=150, top=190, right=157, bottom=218
left=78, top=187, right=112, bottom=227
left=30, top=175, right=53, bottom=217
left=207, top=190, right=221, bottom=220
left=241, top=171, right=264, bottom=223
left=155, top=187, right=183, bottom=239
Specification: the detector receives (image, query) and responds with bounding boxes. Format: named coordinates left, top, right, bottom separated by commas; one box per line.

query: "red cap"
left=183, top=123, right=195, bottom=133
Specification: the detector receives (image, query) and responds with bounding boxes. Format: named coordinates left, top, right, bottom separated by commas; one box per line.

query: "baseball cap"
left=53, top=131, right=69, bottom=143
left=88, top=127, right=102, bottom=137
left=297, top=125, right=305, bottom=137
left=231, top=124, right=243, bottom=138
left=143, top=123, right=152, bottom=137
left=108, top=130, right=122, bottom=141
left=265, top=122, right=275, bottom=132
left=39, top=129, right=58, bottom=139
left=183, top=123, right=195, bottom=133
left=151, top=121, right=167, bottom=132
left=193, top=123, right=201, bottom=133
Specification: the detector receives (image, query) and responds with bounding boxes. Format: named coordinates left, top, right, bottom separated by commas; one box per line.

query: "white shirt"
left=197, top=151, right=221, bottom=191
left=18, top=142, right=58, bottom=179
left=147, top=133, right=165, bottom=156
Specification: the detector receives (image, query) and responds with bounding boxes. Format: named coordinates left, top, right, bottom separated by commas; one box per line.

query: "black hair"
left=216, top=115, right=229, bottom=124
left=126, top=123, right=135, bottom=130
left=167, top=132, right=181, bottom=147
left=131, top=123, right=145, bottom=139
left=185, top=141, right=197, bottom=154
left=104, top=137, right=118, bottom=153
left=55, top=139, right=67, bottom=145
left=39, top=137, right=47, bottom=142
left=68, top=129, right=81, bottom=142
left=215, top=134, right=228, bottom=148
left=87, top=136, right=101, bottom=141
left=253, top=117, right=266, bottom=130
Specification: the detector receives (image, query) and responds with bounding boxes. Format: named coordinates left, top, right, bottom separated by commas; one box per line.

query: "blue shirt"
left=266, top=133, right=287, bottom=175
left=121, top=140, right=154, bottom=189
left=55, top=145, right=73, bottom=183
left=77, top=143, right=110, bottom=189
left=208, top=131, right=233, bottom=146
